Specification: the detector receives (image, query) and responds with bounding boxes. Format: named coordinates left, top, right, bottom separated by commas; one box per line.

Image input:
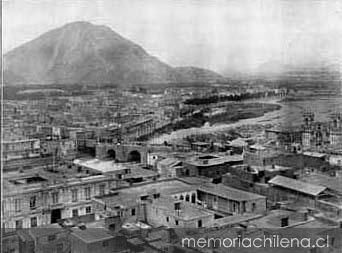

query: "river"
left=148, top=96, right=342, bottom=144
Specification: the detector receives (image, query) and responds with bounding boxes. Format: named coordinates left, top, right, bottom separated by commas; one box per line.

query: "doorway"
left=51, top=209, right=62, bottom=224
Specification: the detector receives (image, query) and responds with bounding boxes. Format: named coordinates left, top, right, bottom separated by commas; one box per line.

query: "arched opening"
left=127, top=150, right=141, bottom=163
left=107, top=149, right=116, bottom=160
left=185, top=195, right=190, bottom=202
left=180, top=195, right=184, bottom=200
left=191, top=194, right=196, bottom=204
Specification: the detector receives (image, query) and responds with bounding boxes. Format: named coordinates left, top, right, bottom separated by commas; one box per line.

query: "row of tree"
left=184, top=90, right=287, bottom=105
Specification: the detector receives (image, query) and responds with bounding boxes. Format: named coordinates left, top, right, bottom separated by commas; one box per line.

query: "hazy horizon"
left=4, top=0, right=342, bottom=75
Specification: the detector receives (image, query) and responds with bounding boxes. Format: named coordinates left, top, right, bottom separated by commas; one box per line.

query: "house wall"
left=70, top=234, right=88, bottom=253
left=86, top=238, right=117, bottom=253
left=33, top=231, right=70, bottom=253
left=3, top=139, right=41, bottom=161
left=3, top=178, right=118, bottom=229
left=197, top=191, right=266, bottom=215
left=145, top=203, right=214, bottom=228
left=183, top=161, right=242, bottom=178
left=267, top=186, right=317, bottom=206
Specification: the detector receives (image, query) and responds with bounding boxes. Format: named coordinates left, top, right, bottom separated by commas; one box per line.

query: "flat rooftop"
left=302, top=151, right=327, bottom=158
left=252, top=164, right=294, bottom=172
left=3, top=166, right=112, bottom=196
left=208, top=214, right=261, bottom=227
left=249, top=210, right=303, bottom=228
left=74, top=158, right=158, bottom=177
left=74, top=159, right=128, bottom=173
left=94, top=192, right=139, bottom=209
left=199, top=183, right=266, bottom=201
left=27, top=223, right=64, bottom=238
left=112, top=179, right=197, bottom=197
left=125, top=167, right=158, bottom=179
left=151, top=196, right=213, bottom=220
left=72, top=227, right=113, bottom=243
left=185, top=154, right=243, bottom=167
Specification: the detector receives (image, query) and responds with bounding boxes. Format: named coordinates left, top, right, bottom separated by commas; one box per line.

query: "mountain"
left=4, top=21, right=225, bottom=86
left=174, top=67, right=224, bottom=83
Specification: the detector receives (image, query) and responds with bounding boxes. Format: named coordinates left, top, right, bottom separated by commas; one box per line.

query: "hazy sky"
left=4, top=0, right=342, bottom=74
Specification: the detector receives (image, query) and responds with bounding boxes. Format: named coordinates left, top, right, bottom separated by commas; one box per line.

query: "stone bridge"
left=95, top=143, right=149, bottom=164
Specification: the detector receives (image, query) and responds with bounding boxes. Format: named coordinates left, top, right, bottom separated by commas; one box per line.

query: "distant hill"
left=4, top=21, right=225, bottom=86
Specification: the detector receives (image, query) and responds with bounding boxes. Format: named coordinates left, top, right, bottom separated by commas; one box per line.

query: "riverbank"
left=148, top=101, right=282, bottom=144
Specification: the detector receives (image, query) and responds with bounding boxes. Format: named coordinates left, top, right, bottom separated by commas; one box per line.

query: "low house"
left=145, top=196, right=215, bottom=228
left=183, top=154, right=243, bottom=178
left=17, top=224, right=70, bottom=253
left=268, top=175, right=329, bottom=206
left=70, top=227, right=128, bottom=253
left=197, top=183, right=266, bottom=215
left=156, top=158, right=183, bottom=178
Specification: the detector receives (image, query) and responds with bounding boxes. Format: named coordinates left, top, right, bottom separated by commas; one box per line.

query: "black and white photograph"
left=1, top=0, right=342, bottom=252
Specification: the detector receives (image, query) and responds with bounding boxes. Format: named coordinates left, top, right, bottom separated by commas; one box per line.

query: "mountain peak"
left=64, top=21, right=93, bottom=27
left=4, top=21, right=224, bottom=86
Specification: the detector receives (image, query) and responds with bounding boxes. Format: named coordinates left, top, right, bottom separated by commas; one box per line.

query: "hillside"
left=4, top=21, right=224, bottom=86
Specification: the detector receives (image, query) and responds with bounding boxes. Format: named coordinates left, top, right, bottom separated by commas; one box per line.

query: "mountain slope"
left=4, top=21, right=224, bottom=85
left=174, top=66, right=224, bottom=83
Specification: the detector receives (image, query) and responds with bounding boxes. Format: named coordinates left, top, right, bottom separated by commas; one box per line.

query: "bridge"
left=95, top=143, right=149, bottom=164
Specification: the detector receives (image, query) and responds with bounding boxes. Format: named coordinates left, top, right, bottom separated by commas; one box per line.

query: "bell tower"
left=303, top=110, right=314, bottom=127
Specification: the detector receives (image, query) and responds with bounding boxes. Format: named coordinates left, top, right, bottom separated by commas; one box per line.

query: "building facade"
left=2, top=172, right=120, bottom=229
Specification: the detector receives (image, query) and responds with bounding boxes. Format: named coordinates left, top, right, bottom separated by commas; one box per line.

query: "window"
left=14, top=199, right=21, bottom=212
left=52, top=192, right=59, bottom=204
left=72, top=209, right=78, bottom=217
left=30, top=196, right=36, bottom=210
left=252, top=203, right=256, bottom=212
left=48, top=235, right=56, bottom=241
left=131, top=208, right=136, bottom=216
left=166, top=217, right=169, bottom=222
left=30, top=217, right=37, bottom=227
left=140, top=195, right=148, bottom=201
left=15, top=220, right=23, bottom=229
left=197, top=220, right=202, bottom=228
left=84, top=187, right=91, bottom=200
left=99, top=184, right=105, bottom=196
left=71, top=189, right=78, bottom=202
left=175, top=220, right=179, bottom=226
left=102, top=241, right=109, bottom=247
left=85, top=206, right=91, bottom=214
